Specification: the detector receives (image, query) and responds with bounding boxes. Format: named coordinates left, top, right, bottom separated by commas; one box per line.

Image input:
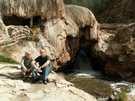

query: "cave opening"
left=77, top=26, right=105, bottom=71
left=73, top=26, right=104, bottom=72
left=2, top=15, right=44, bottom=28
left=59, top=26, right=105, bottom=74
left=3, top=15, right=31, bottom=26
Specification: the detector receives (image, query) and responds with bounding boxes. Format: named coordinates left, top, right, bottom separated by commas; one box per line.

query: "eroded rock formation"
left=0, top=0, right=65, bottom=19
left=96, top=23, right=135, bottom=80
left=1, top=0, right=135, bottom=80
left=0, top=0, right=99, bottom=69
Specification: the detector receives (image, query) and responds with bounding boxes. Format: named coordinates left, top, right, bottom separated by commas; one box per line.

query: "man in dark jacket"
left=35, top=49, right=52, bottom=84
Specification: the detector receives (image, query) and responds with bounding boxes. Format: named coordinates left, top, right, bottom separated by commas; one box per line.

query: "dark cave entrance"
left=2, top=15, right=44, bottom=28
left=74, top=26, right=105, bottom=71
left=59, top=26, right=105, bottom=73
left=3, top=15, right=31, bottom=26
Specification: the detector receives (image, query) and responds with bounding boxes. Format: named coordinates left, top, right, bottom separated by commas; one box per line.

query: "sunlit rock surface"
left=0, top=63, right=97, bottom=101
left=0, top=0, right=135, bottom=79
left=0, top=0, right=99, bottom=69
left=0, top=0, right=65, bottom=19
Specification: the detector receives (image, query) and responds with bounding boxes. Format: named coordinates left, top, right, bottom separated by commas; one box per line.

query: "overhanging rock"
left=0, top=0, right=99, bottom=69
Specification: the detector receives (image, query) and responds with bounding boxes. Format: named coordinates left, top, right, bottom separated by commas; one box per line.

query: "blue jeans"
left=42, top=64, right=52, bottom=81
left=32, top=69, right=40, bottom=81
left=32, top=64, right=52, bottom=81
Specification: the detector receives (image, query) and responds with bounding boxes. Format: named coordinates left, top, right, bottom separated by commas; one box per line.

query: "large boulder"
left=95, top=23, right=135, bottom=79
left=66, top=5, right=99, bottom=40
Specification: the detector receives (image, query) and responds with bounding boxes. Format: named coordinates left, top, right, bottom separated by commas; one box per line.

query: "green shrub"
left=0, top=54, right=18, bottom=64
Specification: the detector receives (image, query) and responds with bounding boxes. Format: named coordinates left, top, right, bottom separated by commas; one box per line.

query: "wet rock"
left=104, top=62, right=133, bottom=78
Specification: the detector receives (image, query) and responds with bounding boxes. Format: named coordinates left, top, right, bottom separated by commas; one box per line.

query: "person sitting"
left=35, top=49, right=52, bottom=84
left=21, top=52, right=35, bottom=77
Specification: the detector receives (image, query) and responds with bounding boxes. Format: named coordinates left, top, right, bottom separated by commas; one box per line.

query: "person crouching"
left=21, top=52, right=34, bottom=77
left=35, top=49, right=52, bottom=84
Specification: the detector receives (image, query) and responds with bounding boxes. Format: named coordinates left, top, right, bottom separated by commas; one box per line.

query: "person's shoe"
left=46, top=78, right=49, bottom=83
left=43, top=80, right=48, bottom=85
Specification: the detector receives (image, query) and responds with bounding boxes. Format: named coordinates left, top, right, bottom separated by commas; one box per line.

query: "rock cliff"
left=0, top=0, right=99, bottom=69
left=0, top=0, right=135, bottom=80
left=0, top=0, right=65, bottom=19
left=97, top=23, right=135, bottom=80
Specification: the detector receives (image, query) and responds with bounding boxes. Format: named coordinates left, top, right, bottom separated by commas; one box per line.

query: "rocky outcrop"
left=0, top=25, right=32, bottom=47
left=95, top=23, right=135, bottom=79
left=1, top=0, right=135, bottom=80
left=0, top=63, right=97, bottom=101
left=0, top=0, right=65, bottom=19
left=66, top=5, right=99, bottom=40
left=0, top=0, right=99, bottom=69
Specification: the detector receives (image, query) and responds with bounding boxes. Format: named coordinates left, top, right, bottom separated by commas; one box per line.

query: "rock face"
left=66, top=5, right=98, bottom=40
left=95, top=23, right=135, bottom=79
left=0, top=0, right=65, bottom=19
left=0, top=63, right=97, bottom=101
left=1, top=0, right=135, bottom=80
left=0, top=0, right=99, bottom=69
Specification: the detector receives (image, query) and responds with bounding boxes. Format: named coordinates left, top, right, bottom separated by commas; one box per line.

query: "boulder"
left=66, top=5, right=99, bottom=40
left=96, top=23, right=135, bottom=79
